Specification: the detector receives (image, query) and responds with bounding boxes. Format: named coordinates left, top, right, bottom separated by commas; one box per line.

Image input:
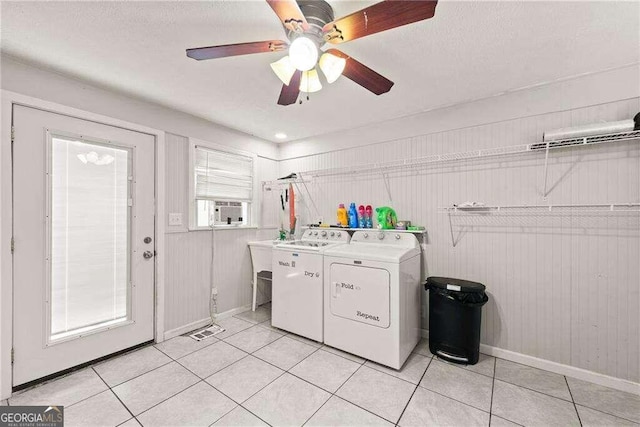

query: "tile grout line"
left=154, top=335, right=220, bottom=360
left=412, top=360, right=496, bottom=418
left=302, top=362, right=391, bottom=425
left=572, top=403, right=639, bottom=425
left=395, top=355, right=434, bottom=425
left=28, top=365, right=117, bottom=411
left=230, top=340, right=391, bottom=426
left=489, top=356, right=497, bottom=425
left=91, top=366, right=136, bottom=421
left=564, top=375, right=583, bottom=426
left=162, top=349, right=277, bottom=426
left=105, top=357, right=177, bottom=388
left=319, top=346, right=368, bottom=365
left=133, top=379, right=211, bottom=421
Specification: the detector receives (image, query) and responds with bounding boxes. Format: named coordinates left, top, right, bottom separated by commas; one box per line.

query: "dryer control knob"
left=363, top=233, right=369, bottom=238
left=313, top=231, right=318, bottom=236
left=330, top=231, right=335, bottom=237
left=377, top=233, right=385, bottom=240
left=395, top=234, right=401, bottom=240
left=321, top=231, right=327, bottom=237
left=337, top=232, right=342, bottom=237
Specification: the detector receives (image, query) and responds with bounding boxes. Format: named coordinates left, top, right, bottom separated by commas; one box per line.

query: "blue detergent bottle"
left=348, top=203, right=359, bottom=228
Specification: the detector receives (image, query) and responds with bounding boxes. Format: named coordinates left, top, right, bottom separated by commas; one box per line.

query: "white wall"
left=1, top=56, right=281, bottom=347
left=1, top=56, right=278, bottom=159
left=164, top=133, right=279, bottom=334
left=2, top=52, right=639, bottom=389
left=279, top=94, right=640, bottom=384
left=280, top=64, right=639, bottom=159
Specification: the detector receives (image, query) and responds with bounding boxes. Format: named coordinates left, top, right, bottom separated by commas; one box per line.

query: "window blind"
left=194, top=146, right=253, bottom=202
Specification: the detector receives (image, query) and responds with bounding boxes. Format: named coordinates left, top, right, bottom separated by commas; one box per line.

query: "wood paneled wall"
left=278, top=98, right=640, bottom=383
left=163, top=133, right=278, bottom=332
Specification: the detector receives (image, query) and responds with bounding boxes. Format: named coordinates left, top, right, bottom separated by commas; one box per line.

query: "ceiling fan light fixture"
left=319, top=52, right=346, bottom=84
left=288, top=36, right=318, bottom=71
left=299, top=69, right=322, bottom=93
left=270, top=56, right=296, bottom=85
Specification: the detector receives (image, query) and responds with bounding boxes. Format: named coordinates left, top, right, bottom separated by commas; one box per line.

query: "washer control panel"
left=351, top=230, right=418, bottom=248
left=303, top=229, right=349, bottom=242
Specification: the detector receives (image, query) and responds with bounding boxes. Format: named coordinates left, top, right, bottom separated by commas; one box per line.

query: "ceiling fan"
left=186, top=0, right=438, bottom=105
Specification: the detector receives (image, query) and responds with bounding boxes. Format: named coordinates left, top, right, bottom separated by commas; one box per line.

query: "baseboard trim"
left=420, top=329, right=639, bottom=395
left=163, top=304, right=252, bottom=341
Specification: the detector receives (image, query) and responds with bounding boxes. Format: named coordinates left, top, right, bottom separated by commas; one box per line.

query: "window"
left=49, top=134, right=131, bottom=340
left=192, top=144, right=254, bottom=228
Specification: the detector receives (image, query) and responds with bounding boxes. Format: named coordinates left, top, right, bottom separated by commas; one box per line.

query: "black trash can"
left=426, top=276, right=489, bottom=365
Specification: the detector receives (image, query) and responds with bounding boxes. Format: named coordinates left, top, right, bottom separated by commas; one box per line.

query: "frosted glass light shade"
left=270, top=56, right=296, bottom=85
left=299, top=69, right=322, bottom=93
left=319, top=52, right=346, bottom=83
left=289, top=37, right=318, bottom=71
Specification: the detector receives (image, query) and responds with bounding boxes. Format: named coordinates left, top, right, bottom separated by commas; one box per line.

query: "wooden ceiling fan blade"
left=326, top=49, right=393, bottom=95
left=266, top=0, right=310, bottom=32
left=323, top=0, right=438, bottom=44
left=277, top=70, right=302, bottom=105
left=186, top=40, right=287, bottom=60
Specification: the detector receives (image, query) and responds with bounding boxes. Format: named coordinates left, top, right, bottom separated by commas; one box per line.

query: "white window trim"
left=188, top=138, right=258, bottom=231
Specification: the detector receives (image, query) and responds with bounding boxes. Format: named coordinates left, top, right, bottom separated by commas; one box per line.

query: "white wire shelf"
left=285, top=130, right=640, bottom=179
left=439, top=203, right=640, bottom=214
left=302, top=226, right=427, bottom=234
left=261, top=178, right=311, bottom=188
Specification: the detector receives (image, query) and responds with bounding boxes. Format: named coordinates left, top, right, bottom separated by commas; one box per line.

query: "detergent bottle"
left=337, top=204, right=348, bottom=226
left=365, top=205, right=373, bottom=228
left=375, top=206, right=398, bottom=229
left=358, top=205, right=366, bottom=228
left=348, top=203, right=359, bottom=228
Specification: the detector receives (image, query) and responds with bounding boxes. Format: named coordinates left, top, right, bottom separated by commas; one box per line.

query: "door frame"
left=0, top=90, right=167, bottom=399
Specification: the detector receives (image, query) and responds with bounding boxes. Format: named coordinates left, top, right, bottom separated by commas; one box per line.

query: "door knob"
left=143, top=251, right=154, bottom=259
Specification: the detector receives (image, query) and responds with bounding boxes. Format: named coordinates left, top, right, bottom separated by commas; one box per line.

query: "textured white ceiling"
left=1, top=1, right=638, bottom=143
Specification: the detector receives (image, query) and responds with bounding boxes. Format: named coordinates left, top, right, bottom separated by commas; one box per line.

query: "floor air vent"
left=189, top=324, right=225, bottom=341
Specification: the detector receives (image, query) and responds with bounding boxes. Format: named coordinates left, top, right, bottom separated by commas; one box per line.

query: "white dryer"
left=272, top=228, right=350, bottom=342
left=323, top=230, right=421, bottom=369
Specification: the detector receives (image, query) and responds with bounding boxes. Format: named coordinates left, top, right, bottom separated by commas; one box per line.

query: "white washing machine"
left=323, top=230, right=421, bottom=369
left=272, top=228, right=350, bottom=342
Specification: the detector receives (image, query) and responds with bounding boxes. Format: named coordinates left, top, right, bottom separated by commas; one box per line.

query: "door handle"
left=143, top=251, right=154, bottom=259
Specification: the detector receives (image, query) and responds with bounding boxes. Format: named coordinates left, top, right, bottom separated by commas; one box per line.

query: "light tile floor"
left=6, top=305, right=640, bottom=426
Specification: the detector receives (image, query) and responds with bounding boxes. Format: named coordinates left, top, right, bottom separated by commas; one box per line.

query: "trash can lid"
left=426, top=276, right=485, bottom=292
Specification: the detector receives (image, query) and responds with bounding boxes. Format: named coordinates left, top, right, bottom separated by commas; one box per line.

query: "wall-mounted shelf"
left=439, top=203, right=640, bottom=214
left=441, top=203, right=640, bottom=247
left=286, top=130, right=640, bottom=180
left=262, top=178, right=311, bottom=189
left=302, top=226, right=427, bottom=235
left=261, top=130, right=639, bottom=230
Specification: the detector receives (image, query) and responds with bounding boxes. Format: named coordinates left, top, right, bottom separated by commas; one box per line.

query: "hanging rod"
left=439, top=203, right=640, bottom=214
left=287, top=130, right=640, bottom=179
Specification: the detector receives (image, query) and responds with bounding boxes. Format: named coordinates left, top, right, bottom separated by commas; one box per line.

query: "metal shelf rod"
left=439, top=203, right=640, bottom=213
left=276, top=130, right=640, bottom=180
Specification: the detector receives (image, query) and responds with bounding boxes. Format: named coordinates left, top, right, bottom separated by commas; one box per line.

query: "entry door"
left=12, top=105, right=156, bottom=386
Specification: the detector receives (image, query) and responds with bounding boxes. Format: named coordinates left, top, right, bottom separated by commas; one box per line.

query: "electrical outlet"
left=168, top=213, right=183, bottom=226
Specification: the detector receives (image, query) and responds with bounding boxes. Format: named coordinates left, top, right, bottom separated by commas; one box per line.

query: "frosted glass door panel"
left=50, top=136, right=131, bottom=340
